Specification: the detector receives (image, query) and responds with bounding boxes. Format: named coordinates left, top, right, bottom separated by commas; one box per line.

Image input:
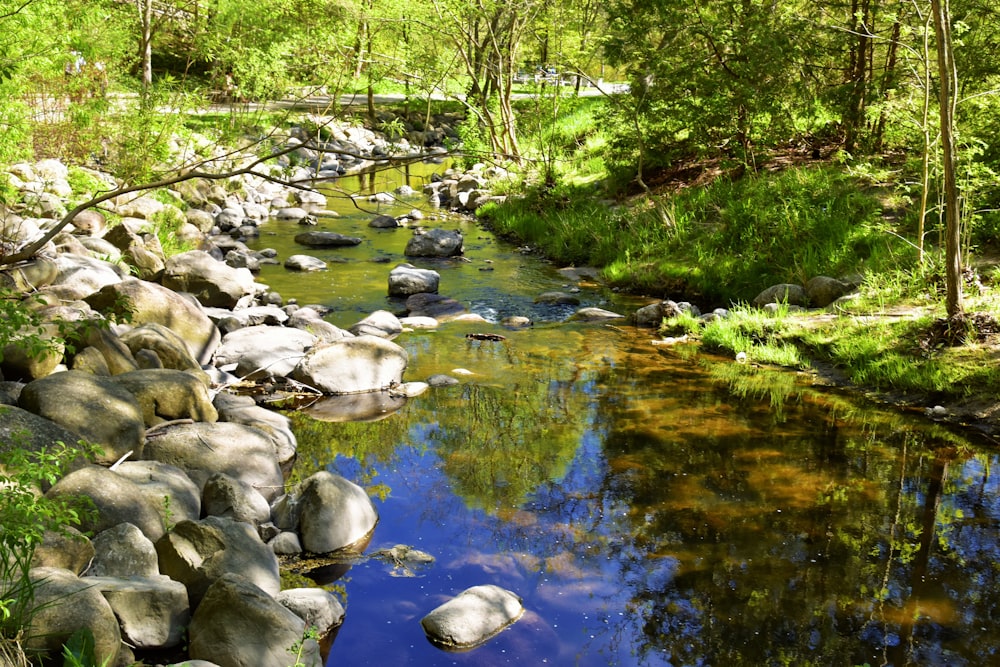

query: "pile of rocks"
left=0, top=134, right=536, bottom=664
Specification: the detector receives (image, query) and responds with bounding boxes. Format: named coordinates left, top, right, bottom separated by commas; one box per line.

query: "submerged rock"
left=293, top=231, right=362, bottom=247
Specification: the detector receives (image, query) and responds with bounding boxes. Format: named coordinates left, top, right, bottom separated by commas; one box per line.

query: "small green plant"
left=378, top=117, right=405, bottom=143
left=161, top=495, right=175, bottom=533
left=701, top=305, right=805, bottom=368
left=0, top=290, right=62, bottom=364
left=0, top=439, right=99, bottom=659
left=286, top=625, right=320, bottom=667
left=60, top=628, right=110, bottom=667
left=659, top=310, right=703, bottom=336
left=149, top=206, right=194, bottom=258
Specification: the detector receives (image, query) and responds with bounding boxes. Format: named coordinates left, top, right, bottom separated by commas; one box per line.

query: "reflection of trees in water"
left=287, top=331, right=1000, bottom=665
left=583, top=364, right=1000, bottom=666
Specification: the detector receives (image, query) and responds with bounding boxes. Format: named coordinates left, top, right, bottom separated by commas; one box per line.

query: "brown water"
left=249, top=165, right=1000, bottom=667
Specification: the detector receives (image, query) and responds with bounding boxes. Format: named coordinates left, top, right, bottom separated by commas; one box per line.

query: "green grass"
left=700, top=304, right=806, bottom=368
left=482, top=163, right=909, bottom=304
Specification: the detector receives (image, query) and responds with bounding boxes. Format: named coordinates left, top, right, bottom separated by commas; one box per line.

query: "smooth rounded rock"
left=420, top=585, right=524, bottom=650
left=388, top=263, right=440, bottom=297
left=189, top=573, right=320, bottom=667
left=293, top=471, right=379, bottom=554
left=291, top=337, right=407, bottom=395
left=140, top=421, right=284, bottom=501
left=18, top=370, right=145, bottom=464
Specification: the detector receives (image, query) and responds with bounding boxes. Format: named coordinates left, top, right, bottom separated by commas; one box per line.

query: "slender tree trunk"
left=138, top=0, right=153, bottom=96
left=918, top=7, right=932, bottom=266
left=873, top=2, right=905, bottom=152
left=932, top=0, right=963, bottom=317
left=844, top=0, right=872, bottom=152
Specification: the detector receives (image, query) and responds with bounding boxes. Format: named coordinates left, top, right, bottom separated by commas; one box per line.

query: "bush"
left=0, top=440, right=98, bottom=661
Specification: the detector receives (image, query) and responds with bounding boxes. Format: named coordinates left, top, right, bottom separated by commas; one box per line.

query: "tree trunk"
left=932, top=0, right=963, bottom=318
left=139, top=0, right=153, bottom=95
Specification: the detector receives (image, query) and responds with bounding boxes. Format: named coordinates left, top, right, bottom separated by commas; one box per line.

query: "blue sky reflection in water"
left=252, top=163, right=1000, bottom=666
left=289, top=325, right=1000, bottom=667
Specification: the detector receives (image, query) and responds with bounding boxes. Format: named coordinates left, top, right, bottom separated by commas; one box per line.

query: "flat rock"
left=293, top=231, right=362, bottom=247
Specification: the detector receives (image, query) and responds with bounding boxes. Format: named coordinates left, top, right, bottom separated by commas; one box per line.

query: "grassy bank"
left=482, top=96, right=1000, bottom=428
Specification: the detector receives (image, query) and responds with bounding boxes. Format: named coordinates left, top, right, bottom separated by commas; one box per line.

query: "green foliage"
left=149, top=205, right=194, bottom=258
left=287, top=625, right=320, bottom=667
left=483, top=164, right=899, bottom=304
left=0, top=440, right=99, bottom=646
left=61, top=628, right=108, bottom=667
left=659, top=310, right=702, bottom=336
left=0, top=291, right=61, bottom=365
left=106, top=85, right=197, bottom=183
left=454, top=114, right=490, bottom=169
left=700, top=305, right=805, bottom=368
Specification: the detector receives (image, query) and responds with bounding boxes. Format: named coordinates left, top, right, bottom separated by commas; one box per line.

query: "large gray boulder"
left=189, top=573, right=321, bottom=667
left=420, top=585, right=524, bottom=650
left=286, top=307, right=352, bottom=343
left=633, top=300, right=688, bottom=328
left=113, top=369, right=218, bottom=426
left=85, top=278, right=221, bottom=365
left=85, top=575, right=190, bottom=649
left=284, top=254, right=328, bottom=272
left=31, top=527, right=94, bottom=574
left=140, top=421, right=284, bottom=501
left=119, top=322, right=203, bottom=372
left=201, top=472, right=271, bottom=526
left=0, top=257, right=59, bottom=291
left=0, top=404, right=83, bottom=457
left=155, top=516, right=281, bottom=609
left=46, top=465, right=166, bottom=542
left=113, top=460, right=202, bottom=528
left=752, top=283, right=809, bottom=308
left=81, top=326, right=140, bottom=375
left=213, top=325, right=317, bottom=379
left=161, top=250, right=258, bottom=309
left=348, top=310, right=403, bottom=339
left=204, top=305, right=288, bottom=330
left=388, top=263, right=440, bottom=297
left=290, top=337, right=408, bottom=395
left=212, top=392, right=297, bottom=469
left=51, top=254, right=126, bottom=296
left=275, top=588, right=346, bottom=638
left=86, top=523, right=160, bottom=578
left=18, top=370, right=145, bottom=464
left=569, top=307, right=625, bottom=322
left=24, top=567, right=123, bottom=666
left=104, top=224, right=166, bottom=281
left=277, top=471, right=379, bottom=554
left=805, top=275, right=853, bottom=308
left=368, top=214, right=400, bottom=229
left=1, top=322, right=64, bottom=381
left=404, top=227, right=463, bottom=257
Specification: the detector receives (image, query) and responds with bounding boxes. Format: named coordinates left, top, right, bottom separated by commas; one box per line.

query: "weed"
left=0, top=439, right=100, bottom=658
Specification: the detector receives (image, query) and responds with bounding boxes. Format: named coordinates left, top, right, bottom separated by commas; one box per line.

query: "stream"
left=247, top=163, right=1000, bottom=666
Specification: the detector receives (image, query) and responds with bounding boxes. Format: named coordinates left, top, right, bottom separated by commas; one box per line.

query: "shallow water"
left=249, top=165, right=1000, bottom=666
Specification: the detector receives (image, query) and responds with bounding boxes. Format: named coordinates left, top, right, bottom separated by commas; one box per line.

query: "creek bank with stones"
left=0, top=120, right=529, bottom=666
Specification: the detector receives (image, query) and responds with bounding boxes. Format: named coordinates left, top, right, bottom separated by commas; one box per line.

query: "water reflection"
left=253, top=164, right=1000, bottom=665
left=285, top=325, right=1000, bottom=666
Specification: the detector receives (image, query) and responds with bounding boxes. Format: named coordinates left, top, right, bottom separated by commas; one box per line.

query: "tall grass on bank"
left=480, top=165, right=914, bottom=304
